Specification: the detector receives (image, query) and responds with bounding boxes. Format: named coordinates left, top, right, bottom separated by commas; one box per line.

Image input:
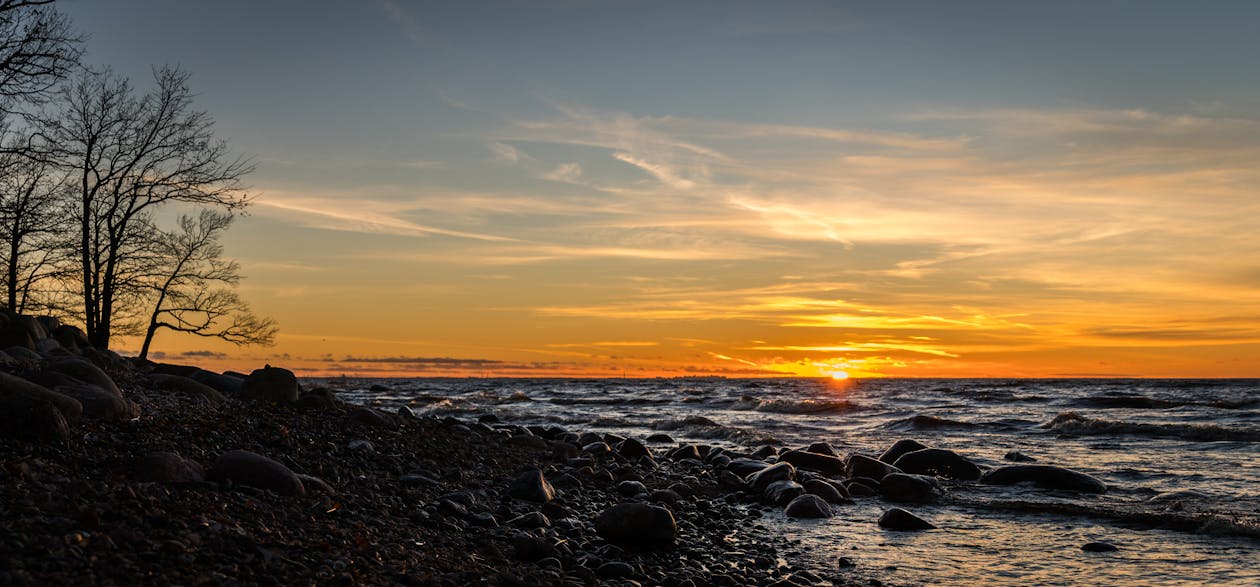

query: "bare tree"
left=139, top=209, right=275, bottom=360
left=35, top=65, right=253, bottom=348
left=0, top=0, right=81, bottom=106
left=0, top=148, right=70, bottom=312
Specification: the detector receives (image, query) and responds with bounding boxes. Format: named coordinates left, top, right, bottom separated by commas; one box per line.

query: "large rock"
left=878, top=507, right=936, bottom=531
left=878, top=439, right=929, bottom=464
left=778, top=449, right=846, bottom=476
left=745, top=461, right=796, bottom=493
left=208, top=450, right=305, bottom=496
left=764, top=480, right=806, bottom=505
left=508, top=469, right=556, bottom=503
left=348, top=407, right=396, bottom=429
left=241, top=365, right=298, bottom=403
left=134, top=451, right=206, bottom=484
left=846, top=454, right=901, bottom=480
left=803, top=479, right=850, bottom=503
left=618, top=437, right=651, bottom=459
left=51, top=325, right=89, bottom=353
left=595, top=503, right=677, bottom=549
left=784, top=494, right=834, bottom=519
left=148, top=374, right=226, bottom=405
left=0, top=321, right=34, bottom=349
left=980, top=465, right=1106, bottom=493
left=189, top=369, right=245, bottom=395
left=0, top=388, right=71, bottom=440
left=727, top=458, right=771, bottom=477
left=880, top=473, right=942, bottom=503
left=48, top=358, right=121, bottom=396
left=54, top=383, right=139, bottom=421
left=0, top=371, right=82, bottom=426
left=893, top=448, right=983, bottom=481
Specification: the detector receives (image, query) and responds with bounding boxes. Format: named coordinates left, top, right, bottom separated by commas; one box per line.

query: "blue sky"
left=59, top=1, right=1260, bottom=376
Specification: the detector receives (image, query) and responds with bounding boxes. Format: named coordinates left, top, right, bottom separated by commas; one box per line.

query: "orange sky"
left=85, top=3, right=1260, bottom=379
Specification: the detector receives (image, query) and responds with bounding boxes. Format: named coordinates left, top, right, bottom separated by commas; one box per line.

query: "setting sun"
left=830, top=371, right=850, bottom=380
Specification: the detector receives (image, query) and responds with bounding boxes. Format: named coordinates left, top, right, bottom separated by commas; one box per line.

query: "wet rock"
left=892, top=448, right=983, bottom=481
left=508, top=512, right=551, bottom=529
left=1003, top=450, right=1037, bottom=462
left=806, top=442, right=837, bottom=456
left=649, top=489, right=682, bottom=506
left=401, top=473, right=440, bottom=487
left=507, top=434, right=548, bottom=450
left=133, top=452, right=205, bottom=484
left=846, top=454, right=901, bottom=480
left=618, top=437, right=650, bottom=459
left=669, top=445, right=703, bottom=461
left=645, top=433, right=673, bottom=444
left=512, top=534, right=557, bottom=562
left=1081, top=542, right=1118, bottom=552
left=508, top=469, right=556, bottom=503
left=745, top=462, right=796, bottom=493
left=765, top=480, right=806, bottom=505
left=242, top=365, right=299, bottom=403
left=803, top=479, right=849, bottom=503
left=878, top=507, right=936, bottom=531
left=188, top=369, right=245, bottom=395
left=727, top=458, right=771, bottom=477
left=784, top=494, right=833, bottom=519
left=778, top=449, right=846, bottom=477
left=583, top=441, right=612, bottom=456
left=846, top=480, right=877, bottom=497
left=879, top=439, right=929, bottom=464
left=980, top=465, right=1107, bottom=493
left=595, top=503, right=677, bottom=549
left=294, top=388, right=339, bottom=410
left=54, top=383, right=139, bottom=421
left=880, top=473, right=942, bottom=503
left=348, top=407, right=396, bottom=429
left=616, top=480, right=647, bottom=497
left=148, top=374, right=226, bottom=406
left=348, top=439, right=375, bottom=454
left=0, top=371, right=82, bottom=440
left=208, top=450, right=305, bottom=496
left=597, top=561, right=636, bottom=579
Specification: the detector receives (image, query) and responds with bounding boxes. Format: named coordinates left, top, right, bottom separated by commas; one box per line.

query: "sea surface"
left=317, top=377, right=1260, bottom=586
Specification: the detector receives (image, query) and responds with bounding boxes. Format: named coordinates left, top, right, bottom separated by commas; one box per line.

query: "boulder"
left=778, top=449, right=846, bottom=476
left=803, top=479, right=850, bottom=503
left=980, top=465, right=1107, bottom=493
left=133, top=452, right=205, bottom=484
left=295, top=474, right=335, bottom=495
left=1003, top=450, right=1037, bottom=463
left=846, top=480, right=878, bottom=497
left=892, top=448, right=983, bottom=481
left=878, top=439, right=929, bottom=464
left=846, top=454, right=901, bottom=480
left=54, top=383, right=138, bottom=421
left=294, top=388, right=339, bottom=410
left=1081, top=542, right=1118, bottom=552
left=879, top=473, right=942, bottom=503
left=745, top=461, right=796, bottom=493
left=645, top=433, right=674, bottom=443
left=512, top=534, right=556, bottom=562
left=189, top=369, right=245, bottom=395
left=784, top=494, right=833, bottom=519
left=148, top=374, right=226, bottom=406
left=727, top=458, right=771, bottom=477
left=51, top=325, right=89, bottom=353
left=594, top=503, right=677, bottom=549
left=508, top=469, right=556, bottom=503
left=208, top=450, right=305, bottom=496
left=241, top=365, right=299, bottom=403
left=615, top=480, right=647, bottom=497
left=47, top=358, right=121, bottom=396
left=5, top=345, right=40, bottom=362
left=618, top=437, right=651, bottom=459
left=0, top=321, right=34, bottom=349
left=0, top=371, right=82, bottom=425
left=806, top=442, right=837, bottom=456
left=878, top=507, right=936, bottom=531
left=347, top=407, right=396, bottom=429
left=0, top=388, right=71, bottom=441
left=508, top=512, right=551, bottom=529
left=764, top=480, right=806, bottom=505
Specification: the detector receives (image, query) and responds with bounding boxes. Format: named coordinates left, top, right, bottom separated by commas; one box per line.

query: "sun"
left=830, top=371, right=850, bottom=380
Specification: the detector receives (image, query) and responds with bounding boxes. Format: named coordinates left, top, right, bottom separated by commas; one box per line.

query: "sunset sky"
left=63, top=1, right=1260, bottom=377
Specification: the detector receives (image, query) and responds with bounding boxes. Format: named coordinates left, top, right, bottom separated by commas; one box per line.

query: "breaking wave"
left=1044, top=412, right=1260, bottom=442
left=650, top=415, right=781, bottom=446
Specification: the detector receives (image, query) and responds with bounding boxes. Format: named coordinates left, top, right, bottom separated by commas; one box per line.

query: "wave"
left=549, top=397, right=673, bottom=406
left=650, top=415, right=780, bottom=446
left=882, top=414, right=1010, bottom=431
left=1044, top=412, right=1260, bottom=442
left=729, top=396, right=859, bottom=414
left=1071, top=395, right=1259, bottom=410
left=951, top=496, right=1260, bottom=539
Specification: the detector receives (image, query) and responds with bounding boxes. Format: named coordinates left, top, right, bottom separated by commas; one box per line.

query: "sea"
left=316, top=377, right=1260, bottom=586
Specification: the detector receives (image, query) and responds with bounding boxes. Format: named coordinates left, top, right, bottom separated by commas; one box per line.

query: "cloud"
left=255, top=191, right=517, bottom=242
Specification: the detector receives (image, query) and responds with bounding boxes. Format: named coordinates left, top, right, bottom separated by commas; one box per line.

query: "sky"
left=58, top=0, right=1260, bottom=378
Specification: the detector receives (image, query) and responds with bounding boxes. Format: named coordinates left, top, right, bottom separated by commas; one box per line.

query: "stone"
left=784, top=494, right=833, bottom=519
left=208, top=450, right=305, bottom=496
left=980, top=465, right=1107, bottom=493
left=148, top=374, right=226, bottom=405
left=54, top=383, right=138, bottom=421
left=616, top=480, right=647, bottom=497
left=745, top=461, right=796, bottom=493
left=803, top=479, right=849, bottom=503
left=878, top=507, right=936, bottom=531
left=845, top=454, right=901, bottom=480
left=134, top=452, right=205, bottom=484
left=508, top=512, right=551, bottom=529
left=583, top=441, right=612, bottom=456
left=618, top=437, right=651, bottom=459
left=649, top=489, right=682, bottom=506
left=595, top=503, right=677, bottom=549
left=512, top=534, right=556, bottom=562
left=806, top=442, right=837, bottom=456
left=846, top=481, right=877, bottom=497
left=189, top=369, right=245, bottom=395
left=294, top=388, right=339, bottom=410
left=727, top=458, right=771, bottom=477
left=645, top=433, right=673, bottom=444
left=669, top=445, right=703, bottom=461
left=0, top=371, right=83, bottom=425
left=241, top=365, right=299, bottom=403
left=348, top=407, right=396, bottom=429
left=879, top=439, right=930, bottom=464
left=295, top=474, right=335, bottom=495
left=597, top=561, right=636, bottom=579
left=880, top=473, right=942, bottom=503
left=1081, top=542, right=1118, bottom=552
left=1003, top=450, right=1037, bottom=462
left=51, top=324, right=89, bottom=353
left=892, top=448, right=983, bottom=481
left=47, top=358, right=121, bottom=396
left=348, top=439, right=375, bottom=454
left=508, top=469, right=556, bottom=503
left=778, top=449, right=846, bottom=476
left=4, top=345, right=40, bottom=361
left=764, top=480, right=806, bottom=505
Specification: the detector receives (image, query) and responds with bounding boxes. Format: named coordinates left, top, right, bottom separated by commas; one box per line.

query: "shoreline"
left=0, top=322, right=883, bottom=586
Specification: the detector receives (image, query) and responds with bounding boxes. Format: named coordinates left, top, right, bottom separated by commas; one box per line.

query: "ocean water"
left=320, top=377, right=1260, bottom=586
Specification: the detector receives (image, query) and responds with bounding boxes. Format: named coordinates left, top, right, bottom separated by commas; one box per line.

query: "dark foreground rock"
left=594, top=502, right=677, bottom=549
left=208, top=449, right=306, bottom=496
left=878, top=507, right=937, bottom=531
left=980, top=464, right=1107, bottom=493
